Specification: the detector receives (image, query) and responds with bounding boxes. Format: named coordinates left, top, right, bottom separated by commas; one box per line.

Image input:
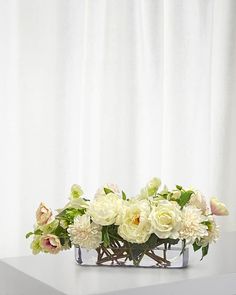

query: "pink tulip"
left=210, top=197, right=229, bottom=216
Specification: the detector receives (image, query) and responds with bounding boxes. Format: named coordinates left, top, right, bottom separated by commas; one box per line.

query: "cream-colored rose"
left=179, top=206, right=208, bottom=244
left=67, top=214, right=102, bottom=250
left=88, top=193, right=122, bottom=226
left=118, top=200, right=151, bottom=244
left=149, top=200, right=182, bottom=239
left=188, top=191, right=207, bottom=213
left=36, top=203, right=52, bottom=226
left=210, top=197, right=229, bottom=216
left=40, top=234, right=62, bottom=254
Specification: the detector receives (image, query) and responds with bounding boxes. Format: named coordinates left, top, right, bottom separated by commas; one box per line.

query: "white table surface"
left=1, top=231, right=236, bottom=295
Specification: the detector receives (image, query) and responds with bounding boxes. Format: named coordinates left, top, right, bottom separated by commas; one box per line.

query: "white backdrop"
left=0, top=0, right=236, bottom=258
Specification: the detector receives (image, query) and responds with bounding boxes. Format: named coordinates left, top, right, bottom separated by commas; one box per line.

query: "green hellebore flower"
left=70, top=184, right=83, bottom=199
left=147, top=177, right=161, bottom=196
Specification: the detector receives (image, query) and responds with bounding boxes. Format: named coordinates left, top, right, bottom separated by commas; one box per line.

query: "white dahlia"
left=67, top=214, right=102, bottom=250
left=198, top=217, right=220, bottom=247
left=179, top=206, right=208, bottom=244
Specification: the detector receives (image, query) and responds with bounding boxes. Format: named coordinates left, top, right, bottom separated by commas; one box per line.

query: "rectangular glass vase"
left=75, top=243, right=189, bottom=269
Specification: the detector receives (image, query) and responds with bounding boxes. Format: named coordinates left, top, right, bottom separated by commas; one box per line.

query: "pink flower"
left=36, top=202, right=52, bottom=225
left=40, top=234, right=61, bottom=254
left=210, top=197, right=229, bottom=216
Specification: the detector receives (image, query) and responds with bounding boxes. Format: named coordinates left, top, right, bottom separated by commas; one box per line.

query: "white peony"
left=88, top=193, right=122, bottom=226
left=149, top=200, right=182, bottom=239
left=118, top=200, right=151, bottom=244
left=179, top=205, right=208, bottom=244
left=67, top=214, right=102, bottom=250
left=188, top=191, right=207, bottom=213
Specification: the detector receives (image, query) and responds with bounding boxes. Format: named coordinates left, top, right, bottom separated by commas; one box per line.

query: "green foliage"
left=102, top=226, right=110, bottom=247
left=25, top=232, right=34, bottom=239
left=104, top=188, right=114, bottom=194
left=201, top=244, right=209, bottom=260
left=176, top=185, right=182, bottom=190
left=34, top=229, right=43, bottom=235
left=122, top=191, right=127, bottom=200
left=56, top=208, right=85, bottom=224
left=201, top=220, right=212, bottom=229
left=177, top=190, right=193, bottom=208
left=25, top=229, right=43, bottom=239
left=193, top=242, right=201, bottom=252
left=124, top=235, right=180, bottom=265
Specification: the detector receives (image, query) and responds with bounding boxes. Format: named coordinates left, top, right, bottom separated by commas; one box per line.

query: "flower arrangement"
left=26, top=178, right=229, bottom=267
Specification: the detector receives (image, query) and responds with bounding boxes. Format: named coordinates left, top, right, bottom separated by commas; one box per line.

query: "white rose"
left=118, top=200, right=151, bottom=244
left=88, top=193, right=122, bottom=226
left=149, top=200, right=181, bottom=239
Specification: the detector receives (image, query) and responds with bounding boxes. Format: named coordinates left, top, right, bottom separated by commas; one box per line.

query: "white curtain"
left=0, top=0, right=235, bottom=258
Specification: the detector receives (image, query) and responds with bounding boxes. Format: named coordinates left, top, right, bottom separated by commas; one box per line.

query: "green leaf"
left=25, top=232, right=34, bottom=239
left=201, top=221, right=212, bottom=229
left=102, top=226, right=110, bottom=247
left=176, top=185, right=182, bottom=190
left=53, top=225, right=67, bottom=237
left=56, top=208, right=85, bottom=224
left=180, top=239, right=186, bottom=255
left=122, top=191, right=127, bottom=200
left=104, top=188, right=114, bottom=194
left=201, top=244, right=209, bottom=260
left=34, top=229, right=43, bottom=235
left=177, top=190, right=193, bottom=208
left=129, top=243, right=145, bottom=261
left=165, top=238, right=179, bottom=246
left=193, top=242, right=201, bottom=252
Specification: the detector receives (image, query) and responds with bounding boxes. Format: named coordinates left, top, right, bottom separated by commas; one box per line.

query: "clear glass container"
left=75, top=243, right=189, bottom=269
